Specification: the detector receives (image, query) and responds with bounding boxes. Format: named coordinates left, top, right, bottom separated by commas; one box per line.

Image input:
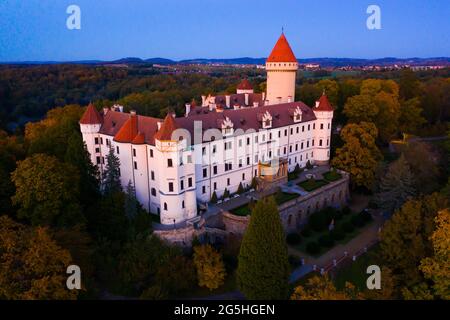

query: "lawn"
left=332, top=245, right=381, bottom=291
left=229, top=191, right=300, bottom=216
left=323, top=170, right=342, bottom=182
left=298, top=179, right=329, bottom=191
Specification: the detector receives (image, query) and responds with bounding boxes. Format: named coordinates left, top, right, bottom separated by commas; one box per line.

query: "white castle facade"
left=79, top=33, right=334, bottom=225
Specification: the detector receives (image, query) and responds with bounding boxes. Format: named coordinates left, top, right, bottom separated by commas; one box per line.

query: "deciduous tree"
left=193, top=244, right=226, bottom=290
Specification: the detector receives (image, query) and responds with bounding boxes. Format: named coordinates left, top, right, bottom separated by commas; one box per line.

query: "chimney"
left=225, top=95, right=231, bottom=108
left=185, top=103, right=191, bottom=117
left=209, top=103, right=216, bottom=112
left=244, top=93, right=249, bottom=106
left=233, top=104, right=240, bottom=110
left=216, top=105, right=224, bottom=113
left=315, top=101, right=320, bottom=108
left=253, top=102, right=259, bottom=108
left=262, top=92, right=266, bottom=101
left=157, top=122, right=162, bottom=130
left=201, top=95, right=206, bottom=106
left=130, top=110, right=137, bottom=117
left=287, top=96, right=292, bottom=103
left=118, top=105, right=124, bottom=112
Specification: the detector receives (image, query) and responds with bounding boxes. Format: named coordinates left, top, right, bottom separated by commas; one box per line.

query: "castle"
left=79, top=33, right=334, bottom=226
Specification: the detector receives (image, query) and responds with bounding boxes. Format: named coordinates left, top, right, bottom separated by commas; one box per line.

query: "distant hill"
left=2, top=57, right=449, bottom=67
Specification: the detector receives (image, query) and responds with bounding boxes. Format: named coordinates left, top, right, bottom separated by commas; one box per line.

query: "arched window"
left=164, top=202, right=168, bottom=211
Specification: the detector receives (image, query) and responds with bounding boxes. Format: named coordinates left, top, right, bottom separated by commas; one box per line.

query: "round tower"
left=265, top=32, right=298, bottom=105
left=313, top=93, right=334, bottom=165
left=79, top=103, right=103, bottom=166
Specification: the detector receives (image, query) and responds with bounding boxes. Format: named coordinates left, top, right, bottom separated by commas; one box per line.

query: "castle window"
left=284, top=147, right=287, bottom=154
left=297, top=127, right=299, bottom=133
left=320, top=123, right=324, bottom=130
left=242, top=173, right=245, bottom=181
left=212, top=145, right=216, bottom=153
left=133, top=149, right=136, bottom=157
left=255, top=136, right=258, bottom=143
left=151, top=171, right=155, bottom=180
left=182, top=201, right=185, bottom=209
left=150, top=149, right=153, bottom=157
left=289, top=145, right=292, bottom=153
left=106, top=139, right=110, bottom=146
left=213, top=165, right=217, bottom=175
left=269, top=151, right=272, bottom=158
left=285, top=129, right=288, bottom=136
left=301, top=142, right=304, bottom=149
left=164, top=203, right=167, bottom=211
left=290, top=128, right=293, bottom=135
left=95, top=137, right=99, bottom=144
left=169, top=182, right=174, bottom=192
left=327, top=139, right=329, bottom=146
left=313, top=123, right=316, bottom=129
left=116, top=146, right=120, bottom=154
left=202, top=147, right=206, bottom=155
left=227, top=178, right=230, bottom=186
left=247, top=137, right=250, bottom=145
left=308, top=124, right=311, bottom=131
left=247, top=157, right=250, bottom=165
left=134, top=161, right=137, bottom=170
left=188, top=177, right=193, bottom=187
left=203, top=168, right=207, bottom=178
left=295, top=144, right=298, bottom=151
left=328, top=123, right=331, bottom=129
left=187, top=155, right=192, bottom=163
left=100, top=138, right=103, bottom=145
left=95, top=147, right=100, bottom=153
left=180, top=180, right=184, bottom=190
left=302, top=126, right=305, bottom=132
left=202, top=186, right=206, bottom=194
left=96, top=156, right=101, bottom=164
left=319, top=139, right=323, bottom=146
left=167, top=159, right=173, bottom=167
left=312, top=140, right=315, bottom=146
left=239, top=159, right=243, bottom=168
left=307, top=141, right=310, bottom=148
left=278, top=131, right=281, bottom=138
left=239, top=139, right=242, bottom=147
left=151, top=188, right=156, bottom=196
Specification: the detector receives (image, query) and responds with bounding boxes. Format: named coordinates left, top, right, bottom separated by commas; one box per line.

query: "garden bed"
left=298, top=179, right=329, bottom=192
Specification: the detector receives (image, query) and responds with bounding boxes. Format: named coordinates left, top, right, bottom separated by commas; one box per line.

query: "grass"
left=332, top=245, right=381, bottom=291
left=323, top=170, right=342, bottom=182
left=230, top=204, right=251, bottom=216
left=298, top=179, right=329, bottom=192
left=230, top=191, right=300, bottom=216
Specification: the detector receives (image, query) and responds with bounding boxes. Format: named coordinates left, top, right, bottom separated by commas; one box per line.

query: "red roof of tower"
left=237, top=79, right=253, bottom=90
left=266, top=33, right=297, bottom=63
left=131, top=132, right=145, bottom=144
left=154, top=113, right=179, bottom=141
left=315, top=94, right=334, bottom=111
left=80, top=103, right=103, bottom=124
left=114, top=113, right=138, bottom=143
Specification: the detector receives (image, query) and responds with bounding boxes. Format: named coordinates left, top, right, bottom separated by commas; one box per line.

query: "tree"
left=193, top=244, right=226, bottom=290
left=237, top=182, right=245, bottom=194
left=375, top=155, right=416, bottom=214
left=65, top=132, right=100, bottom=206
left=156, top=255, right=197, bottom=297
left=402, top=141, right=440, bottom=194
left=124, top=180, right=138, bottom=220
left=210, top=191, right=218, bottom=203
left=419, top=209, right=450, bottom=299
left=0, top=216, right=77, bottom=300
left=373, top=91, right=401, bottom=143
left=11, top=153, right=83, bottom=227
left=399, top=98, right=426, bottom=134
left=332, top=122, right=382, bottom=189
left=315, top=79, right=339, bottom=106
left=399, top=68, right=421, bottom=100
left=343, top=94, right=378, bottom=123
left=380, top=193, right=448, bottom=286
left=237, top=197, right=290, bottom=299
left=102, top=146, right=122, bottom=195
left=291, top=275, right=358, bottom=300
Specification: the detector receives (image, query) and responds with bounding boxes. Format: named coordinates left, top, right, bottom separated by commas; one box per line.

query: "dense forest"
left=0, top=64, right=449, bottom=300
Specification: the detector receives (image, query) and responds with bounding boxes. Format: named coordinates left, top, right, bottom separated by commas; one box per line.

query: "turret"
left=79, top=103, right=103, bottom=166
left=265, top=33, right=298, bottom=105
left=313, top=93, right=334, bottom=165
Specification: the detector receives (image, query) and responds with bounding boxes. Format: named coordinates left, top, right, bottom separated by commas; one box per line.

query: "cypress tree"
left=124, top=180, right=138, bottom=220
left=237, top=196, right=290, bottom=299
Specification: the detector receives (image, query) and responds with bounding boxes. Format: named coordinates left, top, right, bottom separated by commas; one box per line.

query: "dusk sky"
left=1, top=0, right=449, bottom=62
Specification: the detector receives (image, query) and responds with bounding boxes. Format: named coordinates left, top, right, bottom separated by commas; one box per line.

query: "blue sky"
left=0, top=0, right=449, bottom=61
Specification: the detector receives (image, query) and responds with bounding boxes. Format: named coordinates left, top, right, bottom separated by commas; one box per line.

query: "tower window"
left=149, top=149, right=153, bottom=157
left=151, top=188, right=156, bottom=196
left=188, top=177, right=193, bottom=187
left=167, top=159, right=173, bottom=167
left=151, top=171, right=155, bottom=180
left=164, top=203, right=167, bottom=211
left=169, top=182, right=174, bottom=192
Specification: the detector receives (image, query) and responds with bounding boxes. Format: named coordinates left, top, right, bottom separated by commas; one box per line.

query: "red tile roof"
left=237, top=79, right=253, bottom=90
left=266, top=33, right=297, bottom=63
left=315, top=94, right=334, bottom=112
left=131, top=132, right=145, bottom=144
left=80, top=103, right=103, bottom=124
left=154, top=113, right=179, bottom=141
left=114, top=113, right=138, bottom=143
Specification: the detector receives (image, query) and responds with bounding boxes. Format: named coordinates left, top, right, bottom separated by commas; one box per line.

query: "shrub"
left=286, top=233, right=302, bottom=245
left=330, top=228, right=345, bottom=241
left=318, top=234, right=334, bottom=248
left=351, top=215, right=365, bottom=227
left=222, top=188, right=230, bottom=199
left=343, top=221, right=354, bottom=233
left=309, top=211, right=329, bottom=232
left=306, top=160, right=313, bottom=170
left=237, top=182, right=244, bottom=194
left=306, top=241, right=320, bottom=255
left=300, top=226, right=312, bottom=237
left=210, top=191, right=218, bottom=204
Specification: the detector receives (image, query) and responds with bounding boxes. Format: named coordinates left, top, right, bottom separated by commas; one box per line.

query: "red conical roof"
left=154, top=113, right=179, bottom=141
left=114, top=113, right=138, bottom=143
left=237, top=79, right=253, bottom=90
left=266, top=33, right=297, bottom=63
left=315, top=94, right=334, bottom=111
left=80, top=103, right=103, bottom=124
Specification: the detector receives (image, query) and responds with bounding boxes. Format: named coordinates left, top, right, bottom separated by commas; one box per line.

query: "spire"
left=315, top=94, right=334, bottom=112
left=80, top=103, right=103, bottom=124
left=266, top=32, right=297, bottom=63
left=154, top=113, right=179, bottom=141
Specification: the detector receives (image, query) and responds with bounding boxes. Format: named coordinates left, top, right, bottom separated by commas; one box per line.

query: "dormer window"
left=293, top=106, right=303, bottom=123
left=261, top=110, right=273, bottom=129
left=221, top=116, right=234, bottom=136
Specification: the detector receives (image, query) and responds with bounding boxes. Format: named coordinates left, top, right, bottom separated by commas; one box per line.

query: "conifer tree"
left=237, top=196, right=290, bottom=299
left=375, top=154, right=416, bottom=214
left=124, top=180, right=138, bottom=220
left=102, top=146, right=122, bottom=195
